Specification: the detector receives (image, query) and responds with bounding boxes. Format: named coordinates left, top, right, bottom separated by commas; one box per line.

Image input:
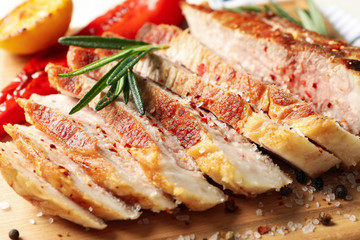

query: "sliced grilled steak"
left=0, top=142, right=107, bottom=229
left=181, top=2, right=360, bottom=136
left=5, top=124, right=142, bottom=220
left=137, top=24, right=360, bottom=168
left=18, top=96, right=176, bottom=212
left=47, top=65, right=226, bottom=211
left=132, top=78, right=292, bottom=195
left=67, top=46, right=291, bottom=195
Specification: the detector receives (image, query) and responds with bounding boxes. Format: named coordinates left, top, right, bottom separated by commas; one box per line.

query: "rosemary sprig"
left=58, top=36, right=167, bottom=115
left=228, top=0, right=327, bottom=36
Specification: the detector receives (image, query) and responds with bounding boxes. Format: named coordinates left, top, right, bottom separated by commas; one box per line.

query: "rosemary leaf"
left=95, top=76, right=125, bottom=111
left=296, top=8, right=317, bottom=32
left=128, top=70, right=144, bottom=115
left=307, top=0, right=328, bottom=36
left=69, top=64, right=118, bottom=114
left=107, top=48, right=153, bottom=85
left=58, top=49, right=133, bottom=77
left=58, top=36, right=147, bottom=49
left=270, top=0, right=301, bottom=25
left=123, top=76, right=129, bottom=104
left=226, top=6, right=262, bottom=13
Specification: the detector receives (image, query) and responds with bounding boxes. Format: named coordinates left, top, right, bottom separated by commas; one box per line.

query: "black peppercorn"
left=319, top=212, right=332, bottom=226
left=280, top=186, right=292, bottom=196
left=8, top=229, right=19, bottom=240
left=311, top=177, right=324, bottom=190
left=295, top=170, right=306, bottom=184
left=224, top=198, right=238, bottom=213
left=334, top=184, right=348, bottom=199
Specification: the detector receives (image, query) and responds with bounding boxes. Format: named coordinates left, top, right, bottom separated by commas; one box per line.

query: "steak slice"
left=67, top=43, right=340, bottom=177
left=5, top=124, right=138, bottom=220
left=67, top=46, right=291, bottom=195
left=18, top=96, right=176, bottom=212
left=47, top=65, right=226, bottom=211
left=130, top=77, right=292, bottom=195
left=181, top=2, right=360, bottom=136
left=0, top=142, right=107, bottom=229
left=137, top=24, right=360, bottom=168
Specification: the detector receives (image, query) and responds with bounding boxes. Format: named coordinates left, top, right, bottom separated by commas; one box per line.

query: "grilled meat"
left=0, top=142, right=107, bottom=229
left=47, top=64, right=226, bottom=211
left=137, top=23, right=360, bottom=168
left=181, top=2, right=360, bottom=136
left=5, top=124, right=141, bottom=220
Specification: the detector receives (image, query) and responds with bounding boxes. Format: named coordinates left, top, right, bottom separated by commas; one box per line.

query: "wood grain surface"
left=0, top=1, right=359, bottom=239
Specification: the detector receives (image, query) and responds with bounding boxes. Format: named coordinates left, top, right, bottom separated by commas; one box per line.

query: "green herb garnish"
left=58, top=36, right=167, bottom=115
left=228, top=0, right=327, bottom=36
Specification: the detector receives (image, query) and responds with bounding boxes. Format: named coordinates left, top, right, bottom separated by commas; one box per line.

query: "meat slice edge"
left=0, top=142, right=107, bottom=229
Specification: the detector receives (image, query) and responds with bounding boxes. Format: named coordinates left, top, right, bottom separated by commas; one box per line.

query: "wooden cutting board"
left=0, top=1, right=359, bottom=239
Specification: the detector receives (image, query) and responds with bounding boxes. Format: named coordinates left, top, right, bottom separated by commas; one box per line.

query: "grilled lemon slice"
left=0, top=0, right=73, bottom=55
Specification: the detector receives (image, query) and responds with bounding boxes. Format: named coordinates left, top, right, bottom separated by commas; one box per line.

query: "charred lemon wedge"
left=0, top=0, right=73, bottom=55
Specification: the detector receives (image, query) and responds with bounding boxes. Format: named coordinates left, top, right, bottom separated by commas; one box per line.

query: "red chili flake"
left=197, top=63, right=206, bottom=76
left=264, top=46, right=268, bottom=52
left=152, top=123, right=158, bottom=127
left=58, top=234, right=63, bottom=237
left=312, top=83, right=317, bottom=89
left=124, top=143, right=131, bottom=148
left=200, top=118, right=208, bottom=124
left=198, top=111, right=204, bottom=117
left=158, top=128, right=164, bottom=134
left=190, top=102, right=196, bottom=109
left=327, top=102, right=332, bottom=108
left=328, top=202, right=332, bottom=205
left=258, top=225, right=271, bottom=235
left=109, top=148, right=118, bottom=153
left=40, top=139, right=44, bottom=142
left=50, top=144, right=57, bottom=149
left=301, top=80, right=307, bottom=86
left=289, top=74, right=295, bottom=82
left=305, top=90, right=312, bottom=98
left=165, top=208, right=173, bottom=214
left=270, top=74, right=276, bottom=81
left=1, top=149, right=4, bottom=151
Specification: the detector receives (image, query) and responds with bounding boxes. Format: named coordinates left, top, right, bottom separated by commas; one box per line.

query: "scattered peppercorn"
left=280, top=186, right=292, bottom=196
left=8, top=229, right=19, bottom=240
left=311, top=177, right=324, bottom=190
left=334, top=184, right=348, bottom=199
left=225, top=198, right=238, bottom=213
left=295, top=170, right=306, bottom=184
left=319, top=212, right=332, bottom=226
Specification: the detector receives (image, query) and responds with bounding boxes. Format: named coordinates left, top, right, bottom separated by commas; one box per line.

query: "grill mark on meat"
left=19, top=99, right=97, bottom=155
left=141, top=82, right=202, bottom=149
